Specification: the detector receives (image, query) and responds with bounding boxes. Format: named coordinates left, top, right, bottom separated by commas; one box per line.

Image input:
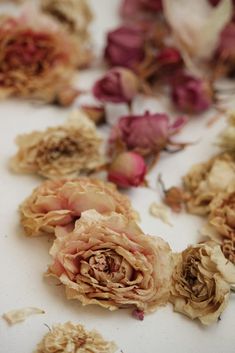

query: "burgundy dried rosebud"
left=108, top=151, right=147, bottom=188
left=217, top=22, right=235, bottom=60
left=171, top=74, right=213, bottom=114
left=132, top=308, right=145, bottom=321
left=157, top=47, right=182, bottom=69
left=93, top=67, right=139, bottom=104
left=81, top=105, right=106, bottom=125
left=140, top=0, right=162, bottom=11
left=104, top=26, right=145, bottom=70
left=109, top=111, right=186, bottom=157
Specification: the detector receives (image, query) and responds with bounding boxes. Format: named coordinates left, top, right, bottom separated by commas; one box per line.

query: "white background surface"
left=0, top=1, right=234, bottom=352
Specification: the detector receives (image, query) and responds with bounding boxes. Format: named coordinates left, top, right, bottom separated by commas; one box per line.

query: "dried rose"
left=35, top=322, right=117, bottom=353
left=108, top=152, right=147, bottom=188
left=0, top=13, right=78, bottom=103
left=170, top=73, right=213, bottom=114
left=156, top=47, right=183, bottom=74
left=47, top=210, right=173, bottom=313
left=41, top=0, right=93, bottom=68
left=81, top=105, right=106, bottom=125
left=93, top=68, right=139, bottom=104
left=10, top=112, right=103, bottom=179
left=217, top=112, right=235, bottom=151
left=104, top=26, right=145, bottom=70
left=20, top=177, right=137, bottom=237
left=170, top=242, right=235, bottom=325
left=183, top=153, right=235, bottom=215
left=109, top=111, right=186, bottom=157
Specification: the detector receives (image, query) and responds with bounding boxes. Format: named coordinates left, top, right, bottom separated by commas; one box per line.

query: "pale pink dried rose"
left=47, top=210, right=173, bottom=314
left=35, top=322, right=117, bottom=353
left=183, top=153, right=235, bottom=215
left=41, top=0, right=93, bottom=68
left=20, top=177, right=138, bottom=237
left=10, top=112, right=103, bottom=179
left=0, top=12, right=78, bottom=103
left=108, top=152, right=147, bottom=188
left=170, top=242, right=235, bottom=325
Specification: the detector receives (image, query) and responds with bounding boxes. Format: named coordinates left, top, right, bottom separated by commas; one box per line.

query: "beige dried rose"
left=35, top=322, right=117, bottom=353
left=47, top=210, right=173, bottom=314
left=0, top=11, right=78, bottom=103
left=170, top=242, right=235, bottom=325
left=41, top=0, right=93, bottom=68
left=10, top=112, right=103, bottom=179
left=20, top=177, right=137, bottom=237
left=183, top=153, right=235, bottom=215
left=217, top=112, right=235, bottom=152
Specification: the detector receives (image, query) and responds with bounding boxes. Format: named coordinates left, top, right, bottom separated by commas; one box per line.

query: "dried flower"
left=183, top=153, right=235, bottom=215
left=0, top=12, right=78, bottom=103
left=108, top=152, right=147, bottom=188
left=35, top=322, right=117, bottom=353
left=171, top=73, right=213, bottom=114
left=217, top=111, right=235, bottom=151
left=170, top=242, right=235, bottom=325
left=104, top=26, right=145, bottom=70
left=162, top=0, right=232, bottom=66
left=109, top=111, right=187, bottom=157
left=20, top=177, right=137, bottom=237
left=93, top=68, right=139, bottom=104
left=81, top=105, right=106, bottom=125
left=41, top=0, right=93, bottom=68
left=121, top=0, right=162, bottom=18
left=48, top=210, right=173, bottom=313
left=10, top=111, right=103, bottom=179
left=156, top=47, right=183, bottom=74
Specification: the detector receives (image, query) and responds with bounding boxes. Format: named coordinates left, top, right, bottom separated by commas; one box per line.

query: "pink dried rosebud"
left=109, top=111, right=186, bottom=157
left=108, top=152, right=147, bottom=188
left=132, top=309, right=144, bottom=321
left=171, top=74, right=213, bottom=114
left=93, top=67, right=139, bottom=104
left=156, top=47, right=182, bottom=71
left=104, top=26, right=145, bottom=70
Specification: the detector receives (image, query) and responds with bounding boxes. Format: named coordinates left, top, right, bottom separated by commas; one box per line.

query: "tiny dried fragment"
left=10, top=111, right=103, bottom=179
left=41, top=0, right=93, bottom=68
left=35, top=322, right=117, bottom=353
left=163, top=186, right=189, bottom=213
left=20, top=177, right=137, bottom=237
left=149, top=202, right=172, bottom=226
left=3, top=307, right=45, bottom=325
left=81, top=105, right=106, bottom=125
left=183, top=153, right=235, bottom=215
left=170, top=242, right=235, bottom=325
left=47, top=210, right=173, bottom=314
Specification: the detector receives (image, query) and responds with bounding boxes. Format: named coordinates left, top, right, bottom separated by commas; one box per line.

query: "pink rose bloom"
left=108, top=152, right=147, bottom=188
left=121, top=0, right=162, bottom=18
left=93, top=67, right=139, bottom=104
left=109, top=111, right=186, bottom=157
left=104, top=26, right=145, bottom=70
left=20, top=177, right=138, bottom=236
left=171, top=74, right=213, bottom=114
left=48, top=210, right=173, bottom=313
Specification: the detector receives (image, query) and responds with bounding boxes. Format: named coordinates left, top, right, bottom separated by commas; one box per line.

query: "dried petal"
left=3, top=307, right=45, bottom=325
left=149, top=202, right=172, bottom=226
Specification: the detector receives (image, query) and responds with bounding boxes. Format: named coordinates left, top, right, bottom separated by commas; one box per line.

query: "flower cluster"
left=10, top=112, right=103, bottom=179
left=0, top=12, right=79, bottom=103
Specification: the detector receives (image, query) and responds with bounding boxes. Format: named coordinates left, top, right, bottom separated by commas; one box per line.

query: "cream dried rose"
left=20, top=177, right=137, bottom=237
left=47, top=210, right=173, bottom=314
left=10, top=112, right=103, bottom=179
left=170, top=242, right=235, bottom=325
left=35, top=322, right=117, bottom=353
left=183, top=153, right=235, bottom=215
left=217, top=112, right=235, bottom=152
left=41, top=0, right=93, bottom=68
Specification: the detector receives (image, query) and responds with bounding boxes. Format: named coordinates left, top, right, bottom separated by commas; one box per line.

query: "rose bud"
left=81, top=104, right=106, bottom=125
left=104, top=26, right=145, bottom=69
left=171, top=74, right=213, bottom=114
left=109, top=111, right=187, bottom=157
left=93, top=67, right=139, bottom=104
left=156, top=47, right=182, bottom=73
left=108, top=151, right=147, bottom=188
